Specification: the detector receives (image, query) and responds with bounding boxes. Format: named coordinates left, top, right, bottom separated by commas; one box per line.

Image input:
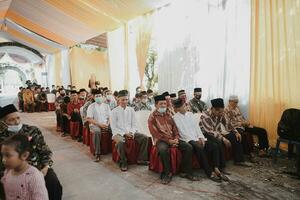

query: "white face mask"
left=7, top=123, right=23, bottom=132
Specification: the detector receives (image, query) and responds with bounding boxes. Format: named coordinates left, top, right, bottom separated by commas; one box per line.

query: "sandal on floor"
left=180, top=173, right=200, bottom=181
left=219, top=174, right=230, bottom=182
left=209, top=174, right=222, bottom=183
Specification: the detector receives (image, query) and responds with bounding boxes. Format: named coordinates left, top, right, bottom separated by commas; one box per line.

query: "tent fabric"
left=69, top=47, right=110, bottom=90
left=0, top=0, right=170, bottom=53
left=250, top=0, right=300, bottom=146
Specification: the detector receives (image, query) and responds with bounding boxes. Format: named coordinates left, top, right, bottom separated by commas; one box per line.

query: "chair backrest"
left=135, top=110, right=152, bottom=137
left=47, top=93, right=56, bottom=103
left=278, top=108, right=300, bottom=141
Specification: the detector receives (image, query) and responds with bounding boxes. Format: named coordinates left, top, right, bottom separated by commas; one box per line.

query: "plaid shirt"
left=224, top=106, right=246, bottom=130
left=199, top=109, right=236, bottom=138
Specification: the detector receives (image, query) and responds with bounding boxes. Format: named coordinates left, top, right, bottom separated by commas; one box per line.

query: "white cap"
left=229, top=95, right=239, bottom=101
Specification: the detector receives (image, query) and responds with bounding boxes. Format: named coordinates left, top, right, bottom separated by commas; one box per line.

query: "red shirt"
left=67, top=101, right=83, bottom=115
left=148, top=110, right=179, bottom=143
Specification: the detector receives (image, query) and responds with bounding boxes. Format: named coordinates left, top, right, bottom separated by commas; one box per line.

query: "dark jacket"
left=277, top=108, right=300, bottom=141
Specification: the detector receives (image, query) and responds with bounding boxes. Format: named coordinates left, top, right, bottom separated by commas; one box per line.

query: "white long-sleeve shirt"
left=110, top=106, right=138, bottom=136
left=87, top=102, right=111, bottom=125
left=173, top=111, right=207, bottom=142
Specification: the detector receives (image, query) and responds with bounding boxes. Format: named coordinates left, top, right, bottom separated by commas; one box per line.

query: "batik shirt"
left=134, top=102, right=152, bottom=111
left=224, top=106, right=246, bottom=130
left=189, top=98, right=208, bottom=113
left=148, top=110, right=179, bottom=143
left=0, top=124, right=53, bottom=177
left=199, top=109, right=236, bottom=139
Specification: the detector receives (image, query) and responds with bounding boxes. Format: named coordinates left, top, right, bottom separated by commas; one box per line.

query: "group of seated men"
left=53, top=85, right=270, bottom=184
left=18, top=83, right=50, bottom=113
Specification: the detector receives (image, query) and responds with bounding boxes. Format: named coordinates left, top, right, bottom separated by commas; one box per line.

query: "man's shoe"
left=120, top=163, right=128, bottom=172
left=161, top=174, right=172, bottom=185
left=94, top=155, right=101, bottom=162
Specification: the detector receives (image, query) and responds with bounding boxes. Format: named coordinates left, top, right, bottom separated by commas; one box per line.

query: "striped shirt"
left=199, top=109, right=236, bottom=138
left=1, top=165, right=48, bottom=200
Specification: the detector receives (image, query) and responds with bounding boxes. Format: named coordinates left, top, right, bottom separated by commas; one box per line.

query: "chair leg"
left=273, top=139, right=281, bottom=163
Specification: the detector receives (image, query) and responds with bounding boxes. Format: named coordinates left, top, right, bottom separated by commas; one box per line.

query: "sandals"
left=219, top=174, right=230, bottom=182
left=209, top=173, right=222, bottom=183
left=179, top=173, right=200, bottom=181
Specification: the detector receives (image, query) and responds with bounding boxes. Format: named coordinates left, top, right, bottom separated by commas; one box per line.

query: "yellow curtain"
left=54, top=51, right=62, bottom=86
left=69, top=47, right=110, bottom=89
left=250, top=0, right=300, bottom=147
left=134, top=13, right=154, bottom=87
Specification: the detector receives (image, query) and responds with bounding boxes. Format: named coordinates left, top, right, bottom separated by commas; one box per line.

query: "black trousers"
left=245, top=126, right=269, bottom=150
left=157, top=140, right=193, bottom=176
left=45, top=168, right=63, bottom=200
left=204, top=134, right=226, bottom=169
left=189, top=140, right=212, bottom=177
left=56, top=110, right=61, bottom=128
left=71, top=113, right=83, bottom=138
left=61, top=115, right=69, bottom=134
left=224, top=132, right=245, bottom=163
left=236, top=128, right=253, bottom=155
left=296, top=144, right=300, bottom=174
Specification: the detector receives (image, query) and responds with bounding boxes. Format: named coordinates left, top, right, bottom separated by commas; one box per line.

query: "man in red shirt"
left=67, top=90, right=84, bottom=142
left=148, top=95, right=199, bottom=184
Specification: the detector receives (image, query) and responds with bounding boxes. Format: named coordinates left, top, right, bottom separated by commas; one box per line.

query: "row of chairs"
left=66, top=110, right=236, bottom=174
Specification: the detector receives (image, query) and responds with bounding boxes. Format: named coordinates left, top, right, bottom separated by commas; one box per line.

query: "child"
left=1, top=134, right=48, bottom=200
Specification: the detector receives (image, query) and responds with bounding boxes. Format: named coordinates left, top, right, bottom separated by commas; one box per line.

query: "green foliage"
left=144, top=50, right=158, bottom=90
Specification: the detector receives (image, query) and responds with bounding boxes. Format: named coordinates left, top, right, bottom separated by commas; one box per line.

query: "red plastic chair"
left=70, top=121, right=80, bottom=139
left=48, top=103, right=55, bottom=111
left=82, top=126, right=89, bottom=145
left=89, top=129, right=113, bottom=155
left=112, top=138, right=138, bottom=164
left=149, top=146, right=182, bottom=174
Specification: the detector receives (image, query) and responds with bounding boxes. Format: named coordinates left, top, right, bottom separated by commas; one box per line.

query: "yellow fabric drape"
left=134, top=13, right=154, bottom=87
left=54, top=51, right=62, bottom=86
left=250, top=0, right=300, bottom=147
left=69, top=47, right=110, bottom=90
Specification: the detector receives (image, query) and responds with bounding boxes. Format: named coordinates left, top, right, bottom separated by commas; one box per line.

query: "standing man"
left=189, top=88, right=208, bottom=113
left=0, top=104, right=63, bottom=200
left=111, top=90, right=149, bottom=171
